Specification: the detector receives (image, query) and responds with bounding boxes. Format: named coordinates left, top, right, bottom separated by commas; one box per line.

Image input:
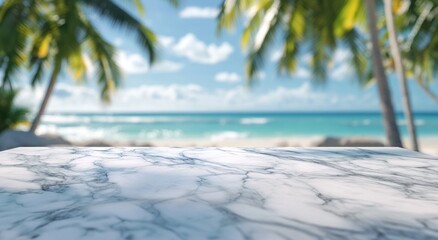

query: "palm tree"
left=384, top=0, right=419, bottom=150
left=360, top=0, right=438, bottom=149
left=27, top=0, right=163, bottom=132
left=218, top=0, right=403, bottom=147
left=0, top=88, right=29, bottom=133
left=218, top=0, right=367, bottom=81
left=403, top=0, right=438, bottom=104
left=0, top=0, right=36, bottom=90
left=364, top=0, right=403, bottom=147
left=1, top=0, right=178, bottom=133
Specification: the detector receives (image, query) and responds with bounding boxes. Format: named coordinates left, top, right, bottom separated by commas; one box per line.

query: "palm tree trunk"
left=364, top=0, right=403, bottom=147
left=29, top=62, right=61, bottom=133
left=384, top=0, right=419, bottom=151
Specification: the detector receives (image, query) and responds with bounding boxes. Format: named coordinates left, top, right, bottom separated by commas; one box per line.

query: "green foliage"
left=0, top=0, right=172, bottom=102
left=374, top=0, right=438, bottom=99
left=0, top=0, right=36, bottom=89
left=402, top=0, right=438, bottom=86
left=0, top=89, right=28, bottom=133
left=26, top=0, right=158, bottom=102
left=218, top=0, right=437, bottom=92
left=218, top=0, right=369, bottom=85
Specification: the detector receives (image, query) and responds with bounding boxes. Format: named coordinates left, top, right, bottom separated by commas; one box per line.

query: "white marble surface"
left=0, top=147, right=438, bottom=240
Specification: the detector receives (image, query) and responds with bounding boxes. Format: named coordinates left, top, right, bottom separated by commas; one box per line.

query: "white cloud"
left=180, top=7, right=219, bottom=19
left=53, top=83, right=97, bottom=99
left=158, top=36, right=174, bottom=48
left=259, top=83, right=319, bottom=105
left=330, top=64, right=354, bottom=81
left=215, top=72, right=241, bottom=83
left=16, top=83, right=100, bottom=112
left=151, top=60, right=183, bottom=72
left=112, top=82, right=325, bottom=111
left=172, top=33, right=233, bottom=64
left=115, top=51, right=182, bottom=74
left=117, top=84, right=203, bottom=102
left=17, top=81, right=377, bottom=113
left=16, top=85, right=44, bottom=109
left=116, top=51, right=149, bottom=74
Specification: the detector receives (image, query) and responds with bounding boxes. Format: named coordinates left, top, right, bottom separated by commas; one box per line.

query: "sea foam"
left=240, top=118, right=269, bottom=125
left=43, top=115, right=198, bottom=124
left=37, top=124, right=117, bottom=142
left=210, top=131, right=248, bottom=141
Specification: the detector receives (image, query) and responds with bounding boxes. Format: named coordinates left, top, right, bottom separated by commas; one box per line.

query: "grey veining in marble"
left=1, top=147, right=438, bottom=240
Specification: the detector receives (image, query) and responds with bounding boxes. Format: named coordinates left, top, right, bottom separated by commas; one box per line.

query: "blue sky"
left=16, top=0, right=438, bottom=112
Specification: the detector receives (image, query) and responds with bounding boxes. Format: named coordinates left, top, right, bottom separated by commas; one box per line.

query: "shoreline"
left=75, top=136, right=438, bottom=156
left=2, top=130, right=436, bottom=156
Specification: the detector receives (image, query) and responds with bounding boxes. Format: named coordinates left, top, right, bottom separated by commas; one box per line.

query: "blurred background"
left=1, top=0, right=437, bottom=155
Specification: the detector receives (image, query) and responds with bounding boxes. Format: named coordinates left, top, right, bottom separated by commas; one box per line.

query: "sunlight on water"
left=37, top=112, right=438, bottom=142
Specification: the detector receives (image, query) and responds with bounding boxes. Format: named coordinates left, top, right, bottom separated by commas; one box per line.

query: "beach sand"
left=79, top=136, right=438, bottom=156
left=2, top=130, right=436, bottom=156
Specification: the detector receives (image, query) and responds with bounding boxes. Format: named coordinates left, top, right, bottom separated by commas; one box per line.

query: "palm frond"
left=278, top=3, right=304, bottom=75
left=342, top=28, right=368, bottom=83
left=30, top=58, right=46, bottom=87
left=217, top=0, right=241, bottom=31
left=78, top=0, right=157, bottom=63
left=0, top=88, right=29, bottom=133
left=82, top=18, right=121, bottom=102
left=246, top=0, right=282, bottom=82
left=0, top=0, right=34, bottom=88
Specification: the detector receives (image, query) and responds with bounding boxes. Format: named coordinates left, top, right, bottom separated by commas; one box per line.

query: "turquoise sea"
left=38, top=112, right=438, bottom=142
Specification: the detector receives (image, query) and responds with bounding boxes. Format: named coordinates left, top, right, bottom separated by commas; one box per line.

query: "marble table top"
left=0, top=147, right=438, bottom=240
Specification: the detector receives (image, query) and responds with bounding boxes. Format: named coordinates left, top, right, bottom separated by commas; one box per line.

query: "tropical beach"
left=2, top=1, right=438, bottom=239
left=0, top=112, right=436, bottom=156
left=0, top=0, right=438, bottom=154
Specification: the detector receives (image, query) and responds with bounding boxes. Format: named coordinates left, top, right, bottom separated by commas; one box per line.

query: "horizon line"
left=44, top=110, right=438, bottom=115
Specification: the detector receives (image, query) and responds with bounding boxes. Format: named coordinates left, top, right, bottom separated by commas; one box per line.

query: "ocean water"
left=37, top=112, right=438, bottom=142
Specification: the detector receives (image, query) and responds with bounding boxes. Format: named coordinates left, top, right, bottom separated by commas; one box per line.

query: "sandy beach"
left=2, top=130, right=436, bottom=156
left=77, top=136, right=438, bottom=156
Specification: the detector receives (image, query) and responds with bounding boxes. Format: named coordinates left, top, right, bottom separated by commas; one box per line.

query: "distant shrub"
left=0, top=89, right=29, bottom=133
